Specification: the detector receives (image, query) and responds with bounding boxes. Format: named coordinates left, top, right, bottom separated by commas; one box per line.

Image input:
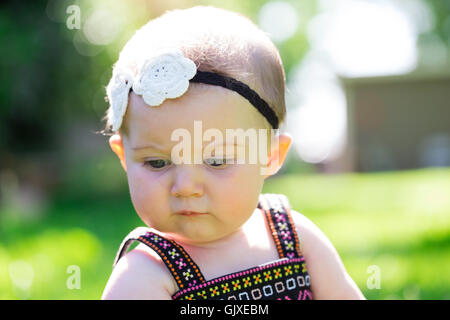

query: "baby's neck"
left=161, top=208, right=262, bottom=251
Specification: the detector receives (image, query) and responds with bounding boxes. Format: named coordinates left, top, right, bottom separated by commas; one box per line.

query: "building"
left=332, top=70, right=450, bottom=172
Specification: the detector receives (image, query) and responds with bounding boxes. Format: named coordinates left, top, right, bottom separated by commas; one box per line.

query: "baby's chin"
left=150, top=219, right=236, bottom=247
left=163, top=232, right=220, bottom=247
left=164, top=225, right=226, bottom=246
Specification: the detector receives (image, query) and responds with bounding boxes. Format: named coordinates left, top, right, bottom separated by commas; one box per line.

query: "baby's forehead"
left=123, top=84, right=270, bottom=140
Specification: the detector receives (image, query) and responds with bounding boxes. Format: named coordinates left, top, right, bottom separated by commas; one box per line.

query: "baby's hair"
left=101, top=6, right=286, bottom=136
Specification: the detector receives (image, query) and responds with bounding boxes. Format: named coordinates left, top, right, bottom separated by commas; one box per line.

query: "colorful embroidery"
left=221, top=283, right=230, bottom=293
left=284, top=265, right=293, bottom=276
left=259, top=193, right=302, bottom=259
left=197, top=290, right=207, bottom=299
left=243, top=277, right=252, bottom=288
left=172, top=258, right=312, bottom=300
left=232, top=280, right=241, bottom=291
left=137, top=233, right=206, bottom=289
left=161, top=240, right=171, bottom=249
left=210, top=286, right=220, bottom=297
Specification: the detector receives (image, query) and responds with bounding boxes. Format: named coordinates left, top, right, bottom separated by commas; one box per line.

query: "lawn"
left=0, top=167, right=449, bottom=299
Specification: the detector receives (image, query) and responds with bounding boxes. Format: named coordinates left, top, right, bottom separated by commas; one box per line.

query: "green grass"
left=0, top=168, right=449, bottom=299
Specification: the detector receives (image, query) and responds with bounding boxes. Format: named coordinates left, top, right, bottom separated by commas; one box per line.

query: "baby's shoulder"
left=289, top=209, right=365, bottom=299
left=289, top=209, right=336, bottom=261
left=102, top=243, right=175, bottom=299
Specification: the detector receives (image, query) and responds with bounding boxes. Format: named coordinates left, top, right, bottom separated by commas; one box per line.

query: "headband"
left=106, top=50, right=279, bottom=132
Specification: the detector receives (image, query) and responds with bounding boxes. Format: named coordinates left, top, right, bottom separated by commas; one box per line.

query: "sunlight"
left=286, top=53, right=347, bottom=164
left=258, top=1, right=299, bottom=43
left=307, top=0, right=418, bottom=77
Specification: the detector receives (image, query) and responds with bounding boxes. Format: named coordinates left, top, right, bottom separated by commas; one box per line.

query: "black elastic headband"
left=190, top=71, right=279, bottom=129
left=127, top=70, right=279, bottom=129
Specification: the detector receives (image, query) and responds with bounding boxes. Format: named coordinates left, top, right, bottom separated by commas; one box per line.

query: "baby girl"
left=101, top=6, right=365, bottom=300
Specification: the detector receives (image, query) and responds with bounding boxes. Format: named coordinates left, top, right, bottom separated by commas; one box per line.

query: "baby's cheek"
left=127, top=165, right=168, bottom=224
left=216, top=165, right=263, bottom=213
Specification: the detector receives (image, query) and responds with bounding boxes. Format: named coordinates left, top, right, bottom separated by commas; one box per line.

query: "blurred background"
left=0, top=0, right=449, bottom=299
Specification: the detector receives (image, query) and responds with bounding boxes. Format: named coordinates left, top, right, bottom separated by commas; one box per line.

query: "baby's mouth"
left=175, top=210, right=208, bottom=217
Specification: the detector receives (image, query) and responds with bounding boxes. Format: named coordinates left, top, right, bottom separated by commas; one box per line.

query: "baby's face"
left=119, top=84, right=272, bottom=245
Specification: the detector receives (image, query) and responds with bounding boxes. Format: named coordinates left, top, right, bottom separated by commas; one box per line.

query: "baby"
left=101, top=6, right=365, bottom=300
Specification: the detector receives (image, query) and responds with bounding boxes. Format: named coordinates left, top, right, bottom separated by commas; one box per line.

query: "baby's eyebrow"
left=203, top=141, right=245, bottom=149
left=132, top=141, right=245, bottom=153
left=132, top=142, right=169, bottom=152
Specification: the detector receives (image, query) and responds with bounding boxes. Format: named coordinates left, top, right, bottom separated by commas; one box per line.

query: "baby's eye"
left=143, top=159, right=172, bottom=169
left=204, top=158, right=231, bottom=168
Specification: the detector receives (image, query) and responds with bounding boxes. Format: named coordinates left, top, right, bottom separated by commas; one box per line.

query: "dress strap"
left=257, top=193, right=302, bottom=259
left=113, top=227, right=206, bottom=290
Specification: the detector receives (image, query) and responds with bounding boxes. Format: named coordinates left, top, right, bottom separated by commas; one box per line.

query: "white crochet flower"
left=106, top=67, right=133, bottom=131
left=106, top=50, right=197, bottom=131
left=132, top=50, right=197, bottom=107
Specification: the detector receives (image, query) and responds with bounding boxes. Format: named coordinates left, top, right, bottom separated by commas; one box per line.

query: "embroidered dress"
left=113, top=193, right=313, bottom=300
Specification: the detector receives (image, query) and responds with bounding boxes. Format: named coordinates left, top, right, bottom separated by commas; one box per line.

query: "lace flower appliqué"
left=132, top=51, right=197, bottom=107
left=106, top=50, right=197, bottom=131
left=106, top=67, right=133, bottom=132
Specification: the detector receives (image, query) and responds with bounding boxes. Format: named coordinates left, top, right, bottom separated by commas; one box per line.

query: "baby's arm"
left=102, top=244, right=174, bottom=300
left=291, top=210, right=366, bottom=300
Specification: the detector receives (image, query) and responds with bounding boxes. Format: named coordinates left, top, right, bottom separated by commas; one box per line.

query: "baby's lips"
left=175, top=210, right=208, bottom=216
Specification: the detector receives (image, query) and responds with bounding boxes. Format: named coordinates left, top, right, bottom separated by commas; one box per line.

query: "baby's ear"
left=263, top=133, right=292, bottom=179
left=109, top=134, right=127, bottom=172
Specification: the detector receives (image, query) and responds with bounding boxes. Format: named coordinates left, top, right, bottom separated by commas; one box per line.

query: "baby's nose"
left=171, top=165, right=204, bottom=198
